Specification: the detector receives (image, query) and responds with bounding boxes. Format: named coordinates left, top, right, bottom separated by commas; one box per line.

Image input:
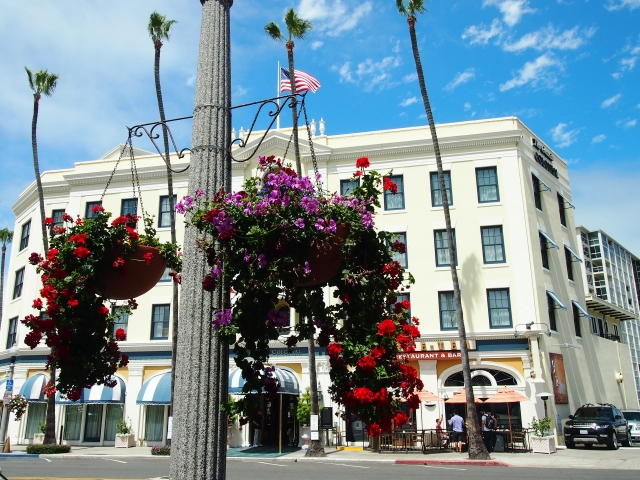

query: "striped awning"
left=137, top=372, right=171, bottom=405
left=19, top=373, right=49, bottom=403
left=228, top=367, right=300, bottom=395
left=572, top=300, right=591, bottom=318
left=55, top=377, right=125, bottom=405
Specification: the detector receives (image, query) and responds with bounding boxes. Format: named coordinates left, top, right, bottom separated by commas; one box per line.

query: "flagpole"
left=277, top=61, right=281, bottom=130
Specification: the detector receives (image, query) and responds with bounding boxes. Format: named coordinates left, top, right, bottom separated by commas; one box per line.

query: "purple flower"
left=195, top=189, right=206, bottom=198
left=315, top=218, right=325, bottom=231
left=295, top=218, right=305, bottom=228
left=183, top=196, right=194, bottom=208
left=175, top=202, right=186, bottom=215
left=243, top=249, right=250, bottom=262
left=304, top=261, right=311, bottom=275
left=267, top=309, right=289, bottom=327
left=212, top=309, right=232, bottom=331
left=258, top=254, right=268, bottom=268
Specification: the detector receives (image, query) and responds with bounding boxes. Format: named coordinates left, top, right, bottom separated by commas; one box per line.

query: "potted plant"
left=21, top=209, right=181, bottom=401
left=33, top=422, right=46, bottom=444
left=115, top=418, right=135, bottom=448
left=530, top=416, right=556, bottom=454
left=297, top=387, right=312, bottom=449
left=179, top=156, right=422, bottom=435
left=8, top=394, right=28, bottom=421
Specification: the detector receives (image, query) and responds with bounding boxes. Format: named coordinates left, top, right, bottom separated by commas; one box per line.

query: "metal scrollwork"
left=128, top=116, right=193, bottom=174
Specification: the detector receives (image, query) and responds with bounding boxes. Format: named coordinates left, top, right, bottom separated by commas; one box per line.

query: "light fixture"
left=9, top=343, right=19, bottom=362
left=514, top=322, right=552, bottom=338
left=616, top=373, right=623, bottom=384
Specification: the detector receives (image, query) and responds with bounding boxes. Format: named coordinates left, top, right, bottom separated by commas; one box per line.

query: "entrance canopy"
left=55, top=377, right=125, bottom=404
left=137, top=372, right=172, bottom=405
left=19, top=373, right=49, bottom=403
left=228, top=367, right=300, bottom=395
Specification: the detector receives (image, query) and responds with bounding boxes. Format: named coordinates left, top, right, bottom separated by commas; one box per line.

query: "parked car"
left=622, top=410, right=640, bottom=446
left=564, top=403, right=632, bottom=449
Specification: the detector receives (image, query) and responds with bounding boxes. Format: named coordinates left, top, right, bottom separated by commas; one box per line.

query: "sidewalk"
left=4, top=444, right=640, bottom=470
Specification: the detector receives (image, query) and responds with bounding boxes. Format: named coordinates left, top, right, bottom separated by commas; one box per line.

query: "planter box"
left=115, top=434, right=135, bottom=448
left=32, top=433, right=45, bottom=445
left=531, top=435, right=556, bottom=454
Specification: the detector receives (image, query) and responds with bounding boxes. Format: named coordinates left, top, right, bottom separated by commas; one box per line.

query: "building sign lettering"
left=532, top=138, right=559, bottom=178
left=396, top=351, right=462, bottom=361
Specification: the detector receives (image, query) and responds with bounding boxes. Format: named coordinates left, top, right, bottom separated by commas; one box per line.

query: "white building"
left=1, top=117, right=637, bottom=448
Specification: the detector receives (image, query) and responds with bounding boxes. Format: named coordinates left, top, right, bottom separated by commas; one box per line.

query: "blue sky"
left=0, top=0, right=639, bottom=253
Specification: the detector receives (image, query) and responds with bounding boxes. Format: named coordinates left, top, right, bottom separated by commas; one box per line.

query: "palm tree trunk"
left=0, top=245, right=6, bottom=330
left=154, top=41, right=180, bottom=431
left=286, top=44, right=302, bottom=176
left=32, top=94, right=57, bottom=444
left=408, top=18, right=488, bottom=460
left=305, top=321, right=325, bottom=456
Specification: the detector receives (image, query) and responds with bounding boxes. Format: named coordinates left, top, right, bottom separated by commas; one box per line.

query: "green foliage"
left=529, top=416, right=553, bottom=437
left=38, top=422, right=47, bottom=434
left=148, top=11, right=178, bottom=44
left=8, top=394, right=28, bottom=420
left=26, top=444, right=71, bottom=454
left=297, top=387, right=312, bottom=425
left=25, top=67, right=59, bottom=97
left=265, top=7, right=312, bottom=42
left=0, top=227, right=13, bottom=247
left=151, top=445, right=171, bottom=455
left=115, top=418, right=133, bottom=435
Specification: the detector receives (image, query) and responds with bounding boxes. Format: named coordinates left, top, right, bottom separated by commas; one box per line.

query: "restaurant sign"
left=396, top=351, right=462, bottom=361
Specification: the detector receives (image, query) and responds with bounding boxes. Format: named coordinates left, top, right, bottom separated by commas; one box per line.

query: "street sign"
left=5, top=380, right=13, bottom=391
left=3, top=393, right=11, bottom=404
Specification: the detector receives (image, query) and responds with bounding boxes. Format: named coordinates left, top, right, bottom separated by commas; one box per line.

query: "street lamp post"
left=0, top=344, right=20, bottom=452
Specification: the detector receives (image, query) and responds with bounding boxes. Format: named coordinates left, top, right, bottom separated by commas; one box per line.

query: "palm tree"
left=148, top=10, right=180, bottom=427
left=264, top=8, right=313, bottom=177
left=26, top=67, right=59, bottom=445
left=0, top=228, right=13, bottom=331
left=395, top=1, right=489, bottom=460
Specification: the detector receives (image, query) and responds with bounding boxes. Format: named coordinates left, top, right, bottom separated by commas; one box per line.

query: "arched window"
left=471, top=374, right=491, bottom=386
left=444, top=368, right=517, bottom=387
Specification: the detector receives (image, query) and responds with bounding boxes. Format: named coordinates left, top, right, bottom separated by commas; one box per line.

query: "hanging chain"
left=100, top=142, right=129, bottom=202
left=127, top=136, right=147, bottom=224
left=300, top=97, right=322, bottom=190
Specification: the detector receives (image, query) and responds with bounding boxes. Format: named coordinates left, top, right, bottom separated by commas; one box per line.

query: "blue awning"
left=539, top=230, right=559, bottom=249
left=19, top=373, right=49, bottom=403
left=558, top=192, right=575, bottom=209
left=55, top=376, right=125, bottom=405
left=137, top=372, right=171, bottom=405
left=533, top=174, right=551, bottom=192
left=547, top=291, right=568, bottom=310
left=56, top=390, right=84, bottom=405
left=572, top=300, right=591, bottom=318
left=229, top=367, right=300, bottom=395
left=565, top=244, right=583, bottom=263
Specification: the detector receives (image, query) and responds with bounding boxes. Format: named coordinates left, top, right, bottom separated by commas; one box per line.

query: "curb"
left=0, top=453, right=40, bottom=458
left=396, top=459, right=510, bottom=467
left=39, top=454, right=168, bottom=460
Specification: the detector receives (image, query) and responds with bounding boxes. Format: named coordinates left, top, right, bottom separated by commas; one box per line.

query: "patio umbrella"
left=416, top=390, right=444, bottom=429
left=483, top=386, right=530, bottom=443
left=445, top=390, right=483, bottom=422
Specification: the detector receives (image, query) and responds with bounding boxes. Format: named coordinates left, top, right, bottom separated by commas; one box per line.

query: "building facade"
left=1, top=117, right=637, bottom=448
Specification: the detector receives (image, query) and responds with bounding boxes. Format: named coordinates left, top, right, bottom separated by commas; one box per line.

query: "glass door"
left=83, top=404, right=103, bottom=442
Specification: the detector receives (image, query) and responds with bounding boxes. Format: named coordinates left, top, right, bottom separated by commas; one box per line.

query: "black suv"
left=564, top=403, right=632, bottom=449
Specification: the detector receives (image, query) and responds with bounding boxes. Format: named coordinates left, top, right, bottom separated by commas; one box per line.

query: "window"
left=340, top=179, right=360, bottom=196
left=613, top=324, right=619, bottom=338
left=476, top=167, right=499, bottom=203
left=383, top=175, right=405, bottom=211
left=547, top=293, right=558, bottom=331
left=532, top=174, right=542, bottom=211
left=112, top=307, right=129, bottom=339
left=151, top=304, right=170, bottom=340
left=51, top=209, right=64, bottom=234
left=487, top=289, right=512, bottom=328
left=159, top=267, right=172, bottom=282
left=388, top=233, right=408, bottom=268
left=604, top=321, right=609, bottom=335
left=434, top=229, right=457, bottom=267
left=394, top=293, right=411, bottom=319
left=12, top=267, right=25, bottom=299
left=430, top=171, right=452, bottom=207
left=120, top=199, right=138, bottom=228
left=539, top=233, right=550, bottom=270
left=557, top=193, right=566, bottom=227
left=6, top=317, right=18, bottom=348
left=439, top=291, right=457, bottom=330
left=19, top=220, right=31, bottom=250
left=590, top=316, right=598, bottom=334
left=572, top=304, right=582, bottom=338
left=158, top=196, right=173, bottom=228
left=565, top=247, right=574, bottom=281
left=85, top=201, right=103, bottom=219
left=481, top=226, right=505, bottom=264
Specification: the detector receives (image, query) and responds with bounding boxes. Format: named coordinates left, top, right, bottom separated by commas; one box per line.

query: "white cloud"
left=445, top=68, right=476, bottom=91
left=462, top=19, right=504, bottom=45
left=464, top=102, right=472, bottom=111
left=400, top=96, right=418, bottom=107
left=232, top=85, right=248, bottom=99
left=550, top=122, right=580, bottom=147
left=621, top=57, right=637, bottom=70
left=617, top=118, right=637, bottom=128
left=332, top=62, right=355, bottom=83
left=592, top=134, right=607, bottom=144
left=637, top=103, right=640, bottom=109
left=605, top=0, right=640, bottom=11
left=310, top=40, right=324, bottom=50
left=333, top=56, right=403, bottom=91
left=612, top=72, right=622, bottom=79
left=298, top=0, right=373, bottom=36
left=403, top=73, right=418, bottom=83
left=483, top=0, right=535, bottom=26
left=503, top=25, right=596, bottom=53
left=601, top=93, right=622, bottom=108
left=499, top=54, right=562, bottom=91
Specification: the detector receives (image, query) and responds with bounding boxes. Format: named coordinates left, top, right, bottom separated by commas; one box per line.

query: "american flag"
left=280, top=67, right=321, bottom=93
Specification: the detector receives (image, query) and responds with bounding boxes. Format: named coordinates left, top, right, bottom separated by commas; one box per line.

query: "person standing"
left=481, top=409, right=495, bottom=452
left=286, top=415, right=295, bottom=447
left=448, top=410, right=465, bottom=453
left=252, top=409, right=264, bottom=447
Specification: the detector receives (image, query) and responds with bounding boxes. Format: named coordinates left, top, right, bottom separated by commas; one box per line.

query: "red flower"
left=370, top=345, right=386, bottom=360
left=202, top=274, right=217, bottom=292
left=394, top=411, right=408, bottom=429
left=73, top=247, right=90, bottom=259
left=111, top=216, right=127, bottom=226
left=125, top=226, right=139, bottom=241
left=327, top=343, right=343, bottom=359
left=397, top=333, right=415, bottom=352
left=143, top=252, right=153, bottom=265
left=353, top=387, right=375, bottom=404
left=353, top=170, right=363, bottom=178
left=383, top=177, right=398, bottom=194
left=391, top=240, right=406, bottom=254
left=407, top=394, right=420, bottom=410
left=377, top=319, right=396, bottom=337
left=32, top=298, right=43, bottom=310
left=62, top=213, right=74, bottom=222
left=47, top=248, right=59, bottom=260
left=66, top=387, right=83, bottom=402
left=380, top=417, right=392, bottom=433
left=342, top=391, right=357, bottom=408
left=69, top=233, right=87, bottom=244
left=366, top=423, right=381, bottom=437
left=114, top=328, right=127, bottom=341
left=112, top=257, right=125, bottom=268
left=42, top=381, right=57, bottom=397
left=97, top=305, right=110, bottom=316
left=75, top=218, right=84, bottom=225
left=401, top=299, right=411, bottom=310
left=29, top=252, right=44, bottom=264
left=374, top=388, right=389, bottom=406
left=91, top=205, right=105, bottom=214
left=382, top=261, right=401, bottom=277
left=128, top=299, right=138, bottom=310
left=68, top=299, right=79, bottom=308
left=356, top=157, right=370, bottom=169
left=402, top=324, right=420, bottom=338
left=357, top=355, right=376, bottom=372
left=340, top=293, right=350, bottom=303
left=44, top=217, right=54, bottom=225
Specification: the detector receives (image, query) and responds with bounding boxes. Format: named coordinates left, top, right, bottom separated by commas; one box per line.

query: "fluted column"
left=169, top=1, right=232, bottom=478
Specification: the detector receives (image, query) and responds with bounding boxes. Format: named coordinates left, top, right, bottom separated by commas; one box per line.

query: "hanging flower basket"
left=179, top=155, right=422, bottom=433
left=21, top=208, right=181, bottom=401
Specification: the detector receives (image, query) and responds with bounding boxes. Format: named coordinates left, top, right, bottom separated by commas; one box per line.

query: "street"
left=1, top=457, right=639, bottom=480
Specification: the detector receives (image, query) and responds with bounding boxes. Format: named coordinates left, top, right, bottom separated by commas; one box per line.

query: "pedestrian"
left=481, top=409, right=495, bottom=452
left=448, top=409, right=465, bottom=453
left=286, top=415, right=295, bottom=447
left=436, top=416, right=449, bottom=448
left=252, top=409, right=264, bottom=447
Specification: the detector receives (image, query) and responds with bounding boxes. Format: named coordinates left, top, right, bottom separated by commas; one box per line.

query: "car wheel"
left=566, top=441, right=575, bottom=449
left=622, top=431, right=632, bottom=448
left=609, top=433, right=619, bottom=450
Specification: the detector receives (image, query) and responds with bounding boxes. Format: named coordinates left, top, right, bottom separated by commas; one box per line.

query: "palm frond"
left=409, top=0, right=428, bottom=15
left=162, top=19, right=178, bottom=41
left=284, top=8, right=313, bottom=40
left=34, top=70, right=59, bottom=96
left=148, top=11, right=176, bottom=43
left=25, top=67, right=35, bottom=92
left=264, top=21, right=283, bottom=42
left=396, top=0, right=408, bottom=16
left=0, top=228, right=13, bottom=246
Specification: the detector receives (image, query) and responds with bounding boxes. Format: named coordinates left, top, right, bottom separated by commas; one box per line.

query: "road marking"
left=41, top=457, right=52, bottom=462
left=255, top=461, right=287, bottom=467
left=421, top=465, right=468, bottom=471
left=104, top=458, right=127, bottom=464
left=326, top=463, right=370, bottom=469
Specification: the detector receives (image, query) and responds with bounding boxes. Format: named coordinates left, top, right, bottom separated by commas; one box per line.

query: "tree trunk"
left=305, top=327, right=325, bottom=457
left=169, top=1, right=232, bottom=478
left=286, top=43, right=302, bottom=176
left=44, top=367, right=57, bottom=444
left=154, top=39, right=180, bottom=430
left=408, top=17, right=488, bottom=460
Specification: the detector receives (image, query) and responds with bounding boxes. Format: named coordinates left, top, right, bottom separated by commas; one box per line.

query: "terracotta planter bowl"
left=291, top=223, right=349, bottom=287
left=100, top=246, right=167, bottom=300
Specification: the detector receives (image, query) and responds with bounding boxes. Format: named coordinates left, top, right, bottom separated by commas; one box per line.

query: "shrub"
left=26, top=444, right=71, bottom=454
left=296, top=387, right=311, bottom=425
left=529, top=417, right=553, bottom=437
left=151, top=445, right=171, bottom=456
